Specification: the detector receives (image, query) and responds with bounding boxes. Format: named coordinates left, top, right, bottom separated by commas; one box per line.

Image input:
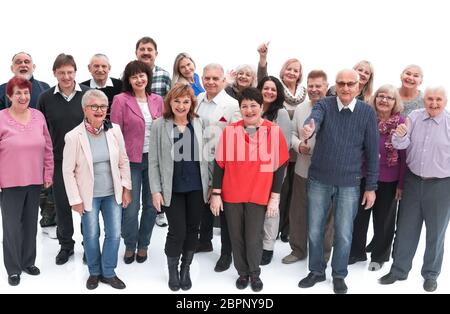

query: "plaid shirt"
left=152, top=65, right=171, bottom=97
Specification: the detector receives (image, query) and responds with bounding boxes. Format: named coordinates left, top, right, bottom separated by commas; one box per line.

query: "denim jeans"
left=307, top=177, right=360, bottom=278
left=122, top=154, right=156, bottom=251
left=82, top=195, right=121, bottom=278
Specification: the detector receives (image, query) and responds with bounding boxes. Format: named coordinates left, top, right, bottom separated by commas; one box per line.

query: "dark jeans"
left=164, top=190, right=204, bottom=257
left=279, top=161, right=295, bottom=237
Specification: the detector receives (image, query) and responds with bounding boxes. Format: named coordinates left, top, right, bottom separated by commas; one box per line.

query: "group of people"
left=0, top=36, right=449, bottom=294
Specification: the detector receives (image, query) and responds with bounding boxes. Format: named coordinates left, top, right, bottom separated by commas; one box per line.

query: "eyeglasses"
left=87, top=105, right=108, bottom=112
left=336, top=81, right=358, bottom=88
left=376, top=95, right=395, bottom=102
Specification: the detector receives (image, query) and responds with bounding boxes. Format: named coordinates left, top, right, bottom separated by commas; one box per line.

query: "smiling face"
left=129, top=72, right=148, bottom=94
left=375, top=91, right=396, bottom=116
left=54, top=65, right=76, bottom=91
left=354, top=62, right=372, bottom=87
left=136, top=42, right=158, bottom=68
left=281, top=61, right=301, bottom=86
left=307, top=77, right=328, bottom=104
left=335, top=70, right=360, bottom=105
left=88, top=56, right=111, bottom=85
left=400, top=66, right=423, bottom=90
left=170, top=94, right=192, bottom=121
left=236, top=69, right=254, bottom=89
left=83, top=96, right=108, bottom=127
left=202, top=67, right=225, bottom=99
left=424, top=89, right=447, bottom=118
left=11, top=53, right=35, bottom=80
left=261, top=80, right=277, bottom=105
left=8, top=86, right=30, bottom=111
left=240, top=98, right=262, bottom=127
left=178, top=57, right=195, bottom=80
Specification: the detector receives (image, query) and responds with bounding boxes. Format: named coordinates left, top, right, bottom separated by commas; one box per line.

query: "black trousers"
left=53, top=160, right=75, bottom=250
left=279, top=161, right=295, bottom=237
left=350, top=180, right=398, bottom=262
left=1, top=185, right=41, bottom=275
left=198, top=202, right=232, bottom=255
left=164, top=190, right=204, bottom=257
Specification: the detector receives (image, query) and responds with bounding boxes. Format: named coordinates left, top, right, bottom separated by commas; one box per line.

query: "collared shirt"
left=54, top=82, right=83, bottom=102
left=88, top=77, right=114, bottom=89
left=392, top=109, right=450, bottom=178
left=197, top=93, right=219, bottom=122
left=151, top=65, right=171, bottom=97
left=337, top=97, right=357, bottom=112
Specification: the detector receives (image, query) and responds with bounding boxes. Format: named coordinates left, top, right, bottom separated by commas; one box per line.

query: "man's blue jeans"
left=307, top=177, right=360, bottom=278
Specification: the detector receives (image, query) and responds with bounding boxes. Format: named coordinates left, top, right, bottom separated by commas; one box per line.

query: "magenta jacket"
left=110, top=92, right=163, bottom=163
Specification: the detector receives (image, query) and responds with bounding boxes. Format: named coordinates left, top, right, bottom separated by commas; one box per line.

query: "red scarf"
left=84, top=118, right=104, bottom=135
left=378, top=113, right=400, bottom=167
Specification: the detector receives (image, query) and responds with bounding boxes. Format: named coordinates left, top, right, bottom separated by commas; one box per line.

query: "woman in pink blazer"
left=63, top=89, right=131, bottom=290
left=110, top=61, right=164, bottom=264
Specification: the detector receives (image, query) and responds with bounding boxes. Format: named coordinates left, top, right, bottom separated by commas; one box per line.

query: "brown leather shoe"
left=100, top=276, right=126, bottom=289
left=86, top=275, right=100, bottom=290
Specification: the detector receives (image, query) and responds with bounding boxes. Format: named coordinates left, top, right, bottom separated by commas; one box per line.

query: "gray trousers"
left=224, top=202, right=266, bottom=276
left=1, top=185, right=41, bottom=275
left=391, top=170, right=450, bottom=280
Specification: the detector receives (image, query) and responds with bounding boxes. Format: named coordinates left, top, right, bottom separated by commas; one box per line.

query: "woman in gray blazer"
left=149, top=83, right=211, bottom=291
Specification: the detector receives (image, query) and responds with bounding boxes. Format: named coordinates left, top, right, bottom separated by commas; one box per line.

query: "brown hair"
left=163, top=83, right=198, bottom=120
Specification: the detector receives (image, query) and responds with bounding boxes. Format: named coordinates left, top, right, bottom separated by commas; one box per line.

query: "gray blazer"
left=148, top=117, right=211, bottom=207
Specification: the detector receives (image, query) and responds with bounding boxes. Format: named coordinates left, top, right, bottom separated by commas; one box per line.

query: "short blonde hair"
left=279, top=58, right=303, bottom=85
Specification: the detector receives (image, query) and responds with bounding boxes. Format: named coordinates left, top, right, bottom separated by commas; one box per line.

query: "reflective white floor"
left=0, top=212, right=449, bottom=294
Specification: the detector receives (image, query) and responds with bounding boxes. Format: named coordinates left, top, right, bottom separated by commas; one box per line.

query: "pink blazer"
left=110, top=92, right=164, bottom=163
left=62, top=123, right=132, bottom=211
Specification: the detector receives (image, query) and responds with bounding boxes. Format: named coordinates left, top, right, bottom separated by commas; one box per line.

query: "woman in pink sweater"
left=0, top=77, right=53, bottom=286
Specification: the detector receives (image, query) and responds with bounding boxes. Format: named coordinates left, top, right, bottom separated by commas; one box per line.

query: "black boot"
left=167, top=256, right=180, bottom=291
left=180, top=251, right=194, bottom=290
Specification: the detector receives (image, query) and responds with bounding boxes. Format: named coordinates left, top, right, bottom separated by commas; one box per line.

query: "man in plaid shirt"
left=135, top=36, right=171, bottom=227
left=135, top=36, right=171, bottom=97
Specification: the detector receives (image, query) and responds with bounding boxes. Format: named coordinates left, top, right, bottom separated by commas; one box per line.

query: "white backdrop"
left=0, top=0, right=449, bottom=104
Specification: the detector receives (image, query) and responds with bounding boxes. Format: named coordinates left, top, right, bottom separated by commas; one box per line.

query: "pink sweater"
left=0, top=108, right=54, bottom=188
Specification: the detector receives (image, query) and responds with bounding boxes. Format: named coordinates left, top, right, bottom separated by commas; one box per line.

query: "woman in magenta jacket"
left=111, top=61, right=163, bottom=264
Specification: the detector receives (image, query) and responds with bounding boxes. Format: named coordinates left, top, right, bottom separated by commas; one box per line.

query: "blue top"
left=305, top=96, right=379, bottom=190
left=0, top=76, right=50, bottom=110
left=172, top=122, right=203, bottom=193
left=191, top=73, right=205, bottom=96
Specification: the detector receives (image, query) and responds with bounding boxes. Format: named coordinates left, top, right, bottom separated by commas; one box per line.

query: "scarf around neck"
left=378, top=113, right=400, bottom=167
left=281, top=81, right=306, bottom=106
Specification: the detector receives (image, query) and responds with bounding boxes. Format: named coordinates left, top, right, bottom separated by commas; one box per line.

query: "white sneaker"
left=155, top=213, right=168, bottom=227
left=42, top=226, right=58, bottom=239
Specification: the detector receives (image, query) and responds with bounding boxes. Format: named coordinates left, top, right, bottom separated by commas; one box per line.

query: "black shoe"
left=280, top=234, right=289, bottom=243
left=250, top=275, right=263, bottom=292
left=423, top=279, right=437, bottom=292
left=298, top=272, right=326, bottom=288
left=378, top=272, right=406, bottom=285
left=235, top=275, right=249, bottom=290
left=260, top=250, right=273, bottom=265
left=8, top=274, right=20, bottom=286
left=55, top=248, right=74, bottom=265
left=124, top=251, right=135, bottom=264
left=100, top=276, right=126, bottom=289
left=86, top=275, right=100, bottom=290
left=348, top=255, right=367, bottom=265
left=333, top=278, right=348, bottom=294
left=83, top=253, right=87, bottom=264
left=23, top=265, right=40, bottom=276
left=365, top=241, right=374, bottom=253
left=136, top=253, right=148, bottom=263
left=214, top=254, right=232, bottom=272
left=195, top=241, right=213, bottom=253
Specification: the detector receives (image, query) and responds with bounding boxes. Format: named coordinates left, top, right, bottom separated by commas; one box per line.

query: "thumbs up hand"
left=395, top=118, right=410, bottom=137
left=301, top=118, right=315, bottom=141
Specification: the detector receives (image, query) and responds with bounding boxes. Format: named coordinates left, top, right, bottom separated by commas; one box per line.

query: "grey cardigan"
left=148, top=117, right=211, bottom=207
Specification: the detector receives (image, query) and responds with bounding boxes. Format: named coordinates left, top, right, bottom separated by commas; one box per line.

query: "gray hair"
left=424, top=86, right=447, bottom=100
left=81, top=89, right=109, bottom=109
left=336, top=69, right=359, bottom=82
left=371, top=84, right=404, bottom=114
left=203, top=63, right=224, bottom=79
left=89, top=53, right=110, bottom=65
left=232, top=64, right=257, bottom=88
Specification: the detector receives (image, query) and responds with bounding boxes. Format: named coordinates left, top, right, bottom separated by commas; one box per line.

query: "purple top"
left=378, top=115, right=407, bottom=189
left=392, top=109, right=450, bottom=178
